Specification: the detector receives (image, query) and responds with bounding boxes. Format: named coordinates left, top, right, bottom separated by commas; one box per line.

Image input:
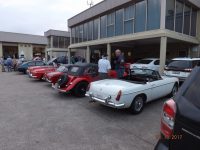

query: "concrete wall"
left=0, top=42, right=2, bottom=57
left=18, top=44, right=33, bottom=60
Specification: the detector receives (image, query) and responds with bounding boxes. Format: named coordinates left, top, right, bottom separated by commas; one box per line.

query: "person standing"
left=98, top=53, right=111, bottom=80
left=6, top=56, right=13, bottom=72
left=0, top=57, right=4, bottom=72
left=114, top=49, right=125, bottom=78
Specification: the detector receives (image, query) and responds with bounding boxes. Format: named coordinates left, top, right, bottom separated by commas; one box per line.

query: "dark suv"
left=155, top=64, right=200, bottom=150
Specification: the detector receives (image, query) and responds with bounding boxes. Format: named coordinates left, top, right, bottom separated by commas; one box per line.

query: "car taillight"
left=161, top=99, right=176, bottom=139
left=184, top=68, right=192, bottom=72
left=86, top=83, right=91, bottom=91
left=116, top=90, right=122, bottom=101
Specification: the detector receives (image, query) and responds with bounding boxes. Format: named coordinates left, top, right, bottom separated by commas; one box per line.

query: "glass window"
left=71, top=28, right=76, bottom=44
left=175, top=1, right=184, bottom=33
left=93, top=18, right=99, bottom=40
left=154, top=60, right=160, bottom=65
left=64, top=37, right=70, bottom=48
left=124, top=5, right=134, bottom=34
left=183, top=5, right=191, bottom=35
left=47, top=37, right=51, bottom=48
left=53, top=36, right=59, bottom=48
left=191, top=9, right=197, bottom=36
left=28, top=62, right=35, bottom=66
left=107, top=12, right=115, bottom=37
left=147, top=0, right=161, bottom=30
left=59, top=37, right=65, bottom=48
left=75, top=26, right=79, bottom=43
left=136, top=59, right=153, bottom=64
left=135, top=1, right=146, bottom=33
left=183, top=69, right=200, bottom=108
left=79, top=25, right=83, bottom=43
left=83, top=23, right=88, bottom=42
left=100, top=15, right=107, bottom=38
left=35, top=61, right=44, bottom=66
left=166, top=0, right=175, bottom=30
left=168, top=60, right=191, bottom=69
left=115, top=9, right=124, bottom=36
left=88, top=21, right=93, bottom=41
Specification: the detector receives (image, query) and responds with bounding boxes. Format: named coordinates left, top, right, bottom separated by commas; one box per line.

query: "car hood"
left=47, top=71, right=62, bottom=77
left=33, top=68, right=55, bottom=73
left=90, top=79, right=144, bottom=95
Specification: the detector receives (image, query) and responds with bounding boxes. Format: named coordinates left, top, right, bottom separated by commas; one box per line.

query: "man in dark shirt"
left=114, top=49, right=125, bottom=78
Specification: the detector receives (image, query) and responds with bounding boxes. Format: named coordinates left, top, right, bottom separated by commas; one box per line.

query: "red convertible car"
left=29, top=66, right=57, bottom=80
left=52, top=63, right=101, bottom=97
left=44, top=65, right=72, bottom=84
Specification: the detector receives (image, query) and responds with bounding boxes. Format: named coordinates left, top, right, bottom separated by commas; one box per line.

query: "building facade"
left=0, top=31, right=47, bottom=60
left=44, top=30, right=71, bottom=60
left=0, top=30, right=71, bottom=61
left=68, top=0, right=200, bottom=73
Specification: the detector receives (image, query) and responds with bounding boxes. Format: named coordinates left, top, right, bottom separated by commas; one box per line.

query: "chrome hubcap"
left=135, top=97, right=143, bottom=111
left=172, top=86, right=177, bottom=97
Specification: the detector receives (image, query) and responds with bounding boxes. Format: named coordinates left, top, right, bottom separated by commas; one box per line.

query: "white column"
left=159, top=37, right=167, bottom=74
left=160, top=0, right=166, bottom=29
left=0, top=42, right=3, bottom=57
left=68, top=48, right=71, bottom=64
left=49, top=50, right=53, bottom=60
left=86, top=46, right=90, bottom=63
left=107, top=43, right=111, bottom=62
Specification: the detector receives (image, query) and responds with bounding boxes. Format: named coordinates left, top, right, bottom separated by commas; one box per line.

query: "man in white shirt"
left=98, top=53, right=111, bottom=79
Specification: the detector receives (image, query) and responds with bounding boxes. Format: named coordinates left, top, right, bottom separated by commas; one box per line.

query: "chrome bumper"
left=29, top=73, right=37, bottom=78
left=52, top=84, right=66, bottom=93
left=45, top=78, right=52, bottom=83
left=85, top=93, right=125, bottom=108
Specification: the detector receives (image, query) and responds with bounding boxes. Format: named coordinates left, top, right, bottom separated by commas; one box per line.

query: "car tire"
left=169, top=84, right=178, bottom=98
left=73, top=82, right=88, bottom=97
left=129, top=95, right=145, bottom=114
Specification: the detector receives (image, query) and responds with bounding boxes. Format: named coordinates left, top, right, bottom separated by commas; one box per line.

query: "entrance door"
left=3, top=46, right=18, bottom=59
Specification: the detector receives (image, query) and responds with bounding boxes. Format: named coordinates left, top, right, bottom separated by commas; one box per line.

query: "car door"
left=153, top=60, right=160, bottom=71
left=148, top=71, right=168, bottom=100
left=84, top=66, right=99, bottom=82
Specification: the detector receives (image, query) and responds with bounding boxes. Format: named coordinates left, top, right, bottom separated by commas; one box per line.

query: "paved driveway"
left=0, top=72, right=165, bottom=150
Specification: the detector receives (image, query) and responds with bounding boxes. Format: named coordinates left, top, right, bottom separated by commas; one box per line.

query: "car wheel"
left=74, top=82, right=88, bottom=97
left=169, top=84, right=178, bottom=98
left=129, top=95, right=145, bottom=114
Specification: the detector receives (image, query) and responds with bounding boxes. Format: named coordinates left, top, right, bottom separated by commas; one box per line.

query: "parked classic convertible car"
left=29, top=66, right=57, bottom=80
left=52, top=63, right=99, bottom=97
left=44, top=65, right=72, bottom=84
left=86, top=68, right=179, bottom=114
left=18, top=60, right=46, bottom=74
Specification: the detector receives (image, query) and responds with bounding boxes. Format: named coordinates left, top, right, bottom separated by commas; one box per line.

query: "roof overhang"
left=69, top=29, right=199, bottom=49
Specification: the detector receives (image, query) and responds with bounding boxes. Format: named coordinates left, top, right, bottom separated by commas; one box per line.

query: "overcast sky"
left=0, top=0, right=103, bottom=35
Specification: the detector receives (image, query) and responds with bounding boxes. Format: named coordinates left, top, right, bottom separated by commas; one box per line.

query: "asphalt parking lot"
left=0, top=72, right=167, bottom=150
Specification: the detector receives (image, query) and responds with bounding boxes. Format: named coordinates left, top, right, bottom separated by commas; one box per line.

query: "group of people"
left=0, top=56, right=22, bottom=72
left=98, top=49, right=125, bottom=79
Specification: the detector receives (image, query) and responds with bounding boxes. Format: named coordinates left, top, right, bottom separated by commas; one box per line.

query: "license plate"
left=172, top=71, right=180, bottom=74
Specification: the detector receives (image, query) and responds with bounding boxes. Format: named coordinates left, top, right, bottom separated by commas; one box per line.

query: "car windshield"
left=46, top=58, right=56, bottom=65
left=123, top=68, right=159, bottom=84
left=135, top=59, right=153, bottom=64
left=68, top=66, right=81, bottom=76
left=131, top=68, right=156, bottom=76
left=168, top=60, right=191, bottom=69
left=56, top=66, right=66, bottom=72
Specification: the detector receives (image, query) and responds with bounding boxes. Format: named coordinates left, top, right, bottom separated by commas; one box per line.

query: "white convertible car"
left=86, top=68, right=179, bottom=114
